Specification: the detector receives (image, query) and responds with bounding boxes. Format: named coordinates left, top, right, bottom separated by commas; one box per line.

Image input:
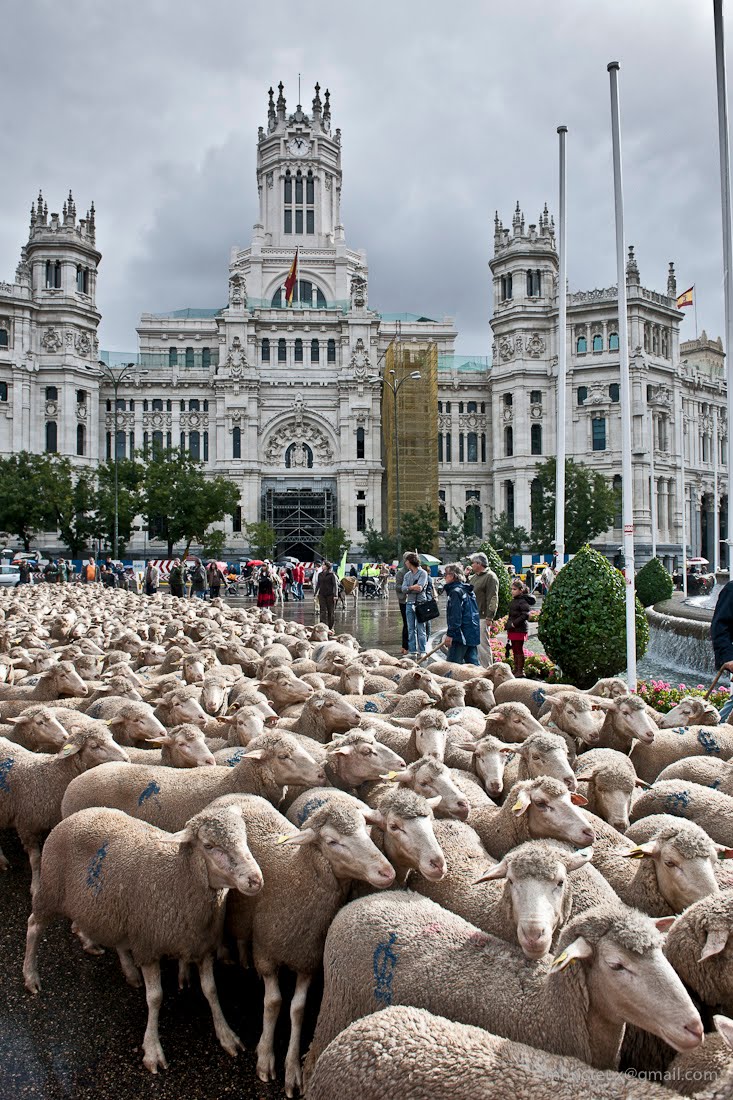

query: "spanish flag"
left=676, top=286, right=694, bottom=309
left=284, top=248, right=299, bottom=306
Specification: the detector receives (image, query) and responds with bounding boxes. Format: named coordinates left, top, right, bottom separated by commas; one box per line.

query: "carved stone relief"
left=350, top=338, right=369, bottom=380
left=525, top=333, right=546, bottom=359
left=40, top=327, right=62, bottom=352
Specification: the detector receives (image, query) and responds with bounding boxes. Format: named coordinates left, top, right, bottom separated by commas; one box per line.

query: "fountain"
left=643, top=574, right=729, bottom=681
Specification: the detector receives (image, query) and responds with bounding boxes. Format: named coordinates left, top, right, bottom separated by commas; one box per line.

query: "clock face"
left=288, top=136, right=310, bottom=157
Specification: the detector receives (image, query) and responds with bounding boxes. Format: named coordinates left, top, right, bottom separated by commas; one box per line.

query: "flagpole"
left=608, top=62, right=637, bottom=691
left=714, top=404, right=721, bottom=573
left=694, top=285, right=699, bottom=339
left=681, top=408, right=688, bottom=597
left=649, top=407, right=657, bottom=561
left=555, top=125, right=568, bottom=571
left=714, top=0, right=733, bottom=575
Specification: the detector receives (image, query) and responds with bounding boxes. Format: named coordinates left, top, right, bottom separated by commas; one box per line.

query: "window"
left=76, top=265, right=89, bottom=294
left=467, top=401, right=477, bottom=413
left=506, top=481, right=515, bottom=527
left=189, top=431, right=200, bottom=460
left=143, top=399, right=148, bottom=411
left=531, top=424, right=542, bottom=455
left=577, top=386, right=587, bottom=406
left=481, top=402, right=485, bottom=413
left=503, top=393, right=512, bottom=408
left=481, top=432, right=486, bottom=463
left=356, top=504, right=366, bottom=532
left=438, top=401, right=442, bottom=413
left=439, top=496, right=448, bottom=530
left=166, top=431, right=172, bottom=449
left=445, top=432, right=452, bottom=462
left=142, top=432, right=148, bottom=457
left=609, top=383, right=620, bottom=402
left=530, top=478, right=542, bottom=531
left=467, top=432, right=478, bottom=462
left=233, top=506, right=242, bottom=533
left=116, top=398, right=125, bottom=411
left=169, top=347, right=177, bottom=367
left=284, top=172, right=292, bottom=204
left=278, top=338, right=286, bottom=363
left=327, top=339, right=336, bottom=363
left=459, top=403, right=464, bottom=414
left=294, top=339, right=303, bottom=363
left=306, top=210, right=314, bottom=233
left=0, top=382, right=7, bottom=401
left=445, top=402, right=451, bottom=413
left=306, top=172, right=315, bottom=204
left=465, top=500, right=483, bottom=538
left=284, top=209, right=292, bottom=234
left=592, top=334, right=603, bottom=352
left=505, top=426, right=513, bottom=457
left=357, top=490, right=366, bottom=500
left=129, top=431, right=135, bottom=458
left=0, top=329, right=7, bottom=348
left=45, top=386, right=58, bottom=401
left=285, top=442, right=313, bottom=467
left=203, top=432, right=209, bottom=461
left=202, top=347, right=211, bottom=370
left=609, top=332, right=619, bottom=351
left=501, top=274, right=513, bottom=301
left=45, top=260, right=61, bottom=289
left=115, top=430, right=125, bottom=460
left=438, top=433, right=443, bottom=463
left=106, top=432, right=112, bottom=459
left=129, top=399, right=135, bottom=412
left=152, top=398, right=163, bottom=412
left=527, top=270, right=542, bottom=296
left=189, top=399, right=200, bottom=411
left=459, top=433, right=465, bottom=462
left=152, top=431, right=163, bottom=454
left=311, top=339, right=319, bottom=363
left=295, top=210, right=303, bottom=233
left=592, top=418, right=606, bottom=451
left=577, top=335, right=587, bottom=354
left=530, top=390, right=542, bottom=404
left=76, top=424, right=85, bottom=456
left=295, top=173, right=303, bottom=203
left=261, top=338, right=270, bottom=363
left=613, top=475, right=622, bottom=528
left=356, top=427, right=365, bottom=459
left=203, top=400, right=208, bottom=412
left=185, top=347, right=194, bottom=369
left=703, top=434, right=711, bottom=463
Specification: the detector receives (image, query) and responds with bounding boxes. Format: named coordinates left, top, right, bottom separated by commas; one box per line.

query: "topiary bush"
left=538, top=544, right=649, bottom=688
left=478, top=542, right=512, bottom=616
left=635, top=556, right=674, bottom=608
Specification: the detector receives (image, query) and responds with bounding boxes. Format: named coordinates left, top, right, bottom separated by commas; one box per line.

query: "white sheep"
left=656, top=756, right=732, bottom=789
left=629, top=779, right=733, bottom=848
left=574, top=748, right=648, bottom=832
left=632, top=725, right=733, bottom=784
left=470, top=777, right=595, bottom=858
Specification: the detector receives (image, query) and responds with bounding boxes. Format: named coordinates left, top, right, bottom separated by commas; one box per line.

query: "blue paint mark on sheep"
left=443, top=671, right=453, bottom=679
left=711, top=779, right=723, bottom=790
left=532, top=687, right=546, bottom=706
left=392, top=674, right=401, bottom=683
left=445, top=708, right=463, bottom=719
left=0, top=756, right=14, bottom=792
left=225, top=750, right=247, bottom=768
left=138, top=780, right=161, bottom=806
left=364, top=701, right=378, bottom=713
left=664, top=790, right=691, bottom=815
left=296, top=795, right=327, bottom=827
left=673, top=728, right=687, bottom=737
left=373, top=932, right=399, bottom=1006
left=697, top=730, right=722, bottom=756
left=86, top=843, right=108, bottom=896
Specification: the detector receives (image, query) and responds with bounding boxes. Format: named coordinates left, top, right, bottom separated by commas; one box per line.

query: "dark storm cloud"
left=0, top=0, right=724, bottom=354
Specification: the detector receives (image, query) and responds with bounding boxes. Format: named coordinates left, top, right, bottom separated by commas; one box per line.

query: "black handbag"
left=415, top=577, right=440, bottom=623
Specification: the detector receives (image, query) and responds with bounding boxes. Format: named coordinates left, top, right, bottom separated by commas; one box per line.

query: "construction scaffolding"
left=382, top=341, right=439, bottom=553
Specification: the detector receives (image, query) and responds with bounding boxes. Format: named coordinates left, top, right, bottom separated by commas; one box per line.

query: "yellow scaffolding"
left=382, top=341, right=439, bottom=553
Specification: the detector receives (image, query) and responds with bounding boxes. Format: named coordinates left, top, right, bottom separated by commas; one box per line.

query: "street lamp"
left=98, top=361, right=148, bottom=560
left=367, top=367, right=421, bottom=559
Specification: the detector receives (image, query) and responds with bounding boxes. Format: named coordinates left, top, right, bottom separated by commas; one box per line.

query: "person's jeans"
left=447, top=642, right=479, bottom=665
left=398, top=602, right=409, bottom=651
left=720, top=690, right=733, bottom=723
left=406, top=603, right=427, bottom=654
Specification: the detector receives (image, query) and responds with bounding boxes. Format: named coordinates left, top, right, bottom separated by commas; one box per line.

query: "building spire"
left=667, top=261, right=677, bottom=298
left=626, top=244, right=640, bottom=286
left=267, top=85, right=276, bottom=130
left=323, top=87, right=331, bottom=128
left=312, top=81, right=322, bottom=123
left=276, top=80, right=286, bottom=121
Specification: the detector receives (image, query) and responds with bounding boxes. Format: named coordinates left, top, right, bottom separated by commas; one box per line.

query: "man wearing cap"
left=468, top=552, right=498, bottom=667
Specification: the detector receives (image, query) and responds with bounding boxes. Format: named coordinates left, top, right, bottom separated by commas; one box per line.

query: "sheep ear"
left=511, top=790, right=532, bottom=816
left=473, top=859, right=508, bottom=883
left=590, top=698, right=614, bottom=711
left=390, top=717, right=415, bottom=728
left=5, top=716, right=20, bottom=725
left=623, top=841, right=659, bottom=860
left=58, top=741, right=81, bottom=757
left=425, top=795, right=442, bottom=810
left=700, top=928, right=730, bottom=961
left=634, top=778, right=651, bottom=789
left=569, top=792, right=588, bottom=806
left=550, top=936, right=593, bottom=971
left=380, top=769, right=408, bottom=782
left=714, top=1014, right=733, bottom=1048
left=574, top=771, right=595, bottom=784
left=331, top=745, right=353, bottom=757
left=655, top=916, right=677, bottom=933
left=563, top=846, right=593, bottom=871
left=458, top=741, right=479, bottom=752
left=362, top=808, right=386, bottom=829
left=145, top=735, right=171, bottom=745
left=240, top=749, right=265, bottom=761
left=156, top=826, right=195, bottom=846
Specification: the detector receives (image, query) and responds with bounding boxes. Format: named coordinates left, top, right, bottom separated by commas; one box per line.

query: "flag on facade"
left=284, top=248, right=299, bottom=305
left=337, top=549, right=348, bottom=579
left=676, top=286, right=694, bottom=309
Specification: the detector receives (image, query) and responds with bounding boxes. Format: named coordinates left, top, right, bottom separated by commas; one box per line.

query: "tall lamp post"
left=367, top=367, right=421, bottom=559
left=98, top=361, right=147, bottom=560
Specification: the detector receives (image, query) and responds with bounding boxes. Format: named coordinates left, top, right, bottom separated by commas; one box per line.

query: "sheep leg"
left=140, top=961, right=168, bottom=1073
left=71, top=921, right=105, bottom=956
left=117, top=947, right=142, bottom=988
left=178, top=959, right=192, bottom=989
left=27, top=843, right=42, bottom=900
left=256, top=970, right=282, bottom=1083
left=23, top=912, right=46, bottom=993
left=197, top=955, right=243, bottom=1058
left=0, top=842, right=9, bottom=871
left=284, top=972, right=311, bottom=1098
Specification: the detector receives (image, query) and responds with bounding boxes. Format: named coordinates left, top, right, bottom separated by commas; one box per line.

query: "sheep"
left=153, top=685, right=210, bottom=729
left=592, top=694, right=658, bottom=753
left=631, top=725, right=733, bottom=784
left=23, top=802, right=263, bottom=1073
left=321, top=729, right=406, bottom=794
left=538, top=692, right=607, bottom=755
left=657, top=696, right=722, bottom=728
left=442, top=733, right=511, bottom=793
left=369, top=757, right=471, bottom=821
left=667, top=1025, right=733, bottom=1098
left=424, top=660, right=492, bottom=682
left=0, top=662, right=89, bottom=719
left=124, top=724, right=217, bottom=768
left=629, top=779, right=733, bottom=848
left=0, top=727, right=129, bottom=891
left=60, top=731, right=326, bottom=828
left=94, top=700, right=168, bottom=747
left=656, top=756, right=733, bottom=789
left=664, top=889, right=733, bottom=1020
left=574, top=748, right=648, bottom=832
left=276, top=690, right=361, bottom=743
left=1, top=705, right=70, bottom=753
left=481, top=700, right=547, bottom=744
left=499, top=730, right=577, bottom=798
left=222, top=793, right=395, bottom=1096
left=440, top=704, right=488, bottom=738
left=470, top=777, right=595, bottom=859
left=364, top=709, right=449, bottom=765
left=591, top=814, right=722, bottom=915
left=494, top=674, right=630, bottom=714
left=303, top=894, right=703, bottom=1082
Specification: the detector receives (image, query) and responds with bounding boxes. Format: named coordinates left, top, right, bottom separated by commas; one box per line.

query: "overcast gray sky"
left=0, top=0, right=725, bottom=355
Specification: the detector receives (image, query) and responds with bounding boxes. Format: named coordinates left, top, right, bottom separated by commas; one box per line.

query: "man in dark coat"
left=442, top=562, right=481, bottom=665
left=712, top=581, right=733, bottom=721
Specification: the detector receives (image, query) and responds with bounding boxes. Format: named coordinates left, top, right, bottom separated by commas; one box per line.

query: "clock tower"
left=256, top=82, right=343, bottom=249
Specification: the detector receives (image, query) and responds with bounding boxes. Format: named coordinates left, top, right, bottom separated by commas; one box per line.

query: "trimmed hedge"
left=635, top=556, right=674, bottom=608
left=478, top=542, right=512, bottom=617
left=538, top=544, right=649, bottom=688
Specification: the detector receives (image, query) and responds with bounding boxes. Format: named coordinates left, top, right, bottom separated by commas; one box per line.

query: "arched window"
left=531, top=423, right=542, bottom=455
left=202, top=347, right=211, bottom=370
left=505, top=481, right=515, bottom=527
left=180, top=400, right=185, bottom=412
left=294, top=338, right=303, bottom=363
left=232, top=426, right=241, bottom=459
left=278, top=338, right=286, bottom=363
left=127, top=398, right=134, bottom=411
left=505, top=426, right=513, bottom=457
left=0, top=382, right=7, bottom=401
left=152, top=430, right=164, bottom=454
left=0, top=329, right=8, bottom=348
left=459, top=403, right=464, bottom=414
left=261, top=338, right=270, bottom=363
left=577, top=335, right=587, bottom=354
left=203, top=431, right=209, bottom=461
left=438, top=433, right=443, bottom=463
left=299, top=281, right=313, bottom=306
left=445, top=432, right=452, bottom=462
left=185, top=347, right=194, bottom=369
left=189, top=399, right=200, bottom=411
left=577, top=386, right=588, bottom=406
left=592, top=334, right=603, bottom=352
left=465, top=502, right=483, bottom=538
left=143, top=399, right=148, bottom=411
left=311, top=339, right=320, bottom=363
left=356, top=427, right=365, bottom=460
left=327, top=339, right=336, bottom=363
left=166, top=399, right=172, bottom=411
left=500, top=274, right=513, bottom=301
left=295, top=171, right=303, bottom=204
left=592, top=418, right=606, bottom=451
left=530, top=478, right=542, bottom=532
left=503, top=393, right=513, bottom=408
left=609, top=383, right=620, bottom=402
left=467, top=432, right=478, bottom=462
left=613, top=475, right=622, bottom=528
left=76, top=424, right=85, bottom=456
left=203, top=399, right=208, bottom=412
left=115, top=430, right=125, bottom=460
left=284, top=171, right=292, bottom=204
left=306, top=170, right=315, bottom=205
left=609, top=332, right=619, bottom=351
left=285, top=442, right=313, bottom=468
left=189, top=431, right=200, bottom=460
left=169, top=347, right=177, bottom=367
left=467, top=401, right=477, bottom=413
left=152, top=398, right=163, bottom=412
left=46, top=386, right=58, bottom=401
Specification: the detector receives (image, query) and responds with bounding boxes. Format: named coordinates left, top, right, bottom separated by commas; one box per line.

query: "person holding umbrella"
left=256, top=563, right=276, bottom=609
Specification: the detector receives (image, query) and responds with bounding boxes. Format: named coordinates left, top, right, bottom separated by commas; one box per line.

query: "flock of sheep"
left=2, top=585, right=733, bottom=1098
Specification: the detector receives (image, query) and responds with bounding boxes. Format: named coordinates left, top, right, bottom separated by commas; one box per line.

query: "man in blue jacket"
left=442, top=561, right=481, bottom=665
left=712, top=580, right=733, bottom=720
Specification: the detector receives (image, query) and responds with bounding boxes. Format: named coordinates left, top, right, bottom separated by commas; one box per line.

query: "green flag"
left=337, top=549, right=348, bottom=579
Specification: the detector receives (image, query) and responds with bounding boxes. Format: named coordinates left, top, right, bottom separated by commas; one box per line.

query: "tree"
left=0, top=452, right=59, bottom=551
left=360, top=522, right=397, bottom=563
left=635, top=557, right=674, bottom=608
left=477, top=541, right=512, bottom=616
left=52, top=464, right=99, bottom=556
left=320, top=526, right=350, bottom=564
left=538, top=544, right=649, bottom=687
left=244, top=521, right=277, bottom=560
left=401, top=505, right=439, bottom=556
left=94, top=458, right=145, bottom=555
left=142, top=448, right=239, bottom=557
left=202, top=528, right=227, bottom=560
left=487, top=512, right=530, bottom=558
left=529, top=458, right=618, bottom=554
left=443, top=519, right=470, bottom=560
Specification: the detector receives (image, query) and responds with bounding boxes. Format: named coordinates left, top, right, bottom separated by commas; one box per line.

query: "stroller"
left=361, top=575, right=383, bottom=599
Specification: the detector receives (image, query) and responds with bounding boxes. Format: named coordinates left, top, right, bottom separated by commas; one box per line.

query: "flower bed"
left=634, top=679, right=729, bottom=713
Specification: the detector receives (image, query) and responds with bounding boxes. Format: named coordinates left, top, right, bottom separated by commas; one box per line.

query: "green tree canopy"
left=142, top=448, right=239, bottom=557
left=52, top=464, right=99, bottom=556
left=360, top=522, right=397, bottom=563
left=401, top=504, right=439, bottom=556
left=320, top=526, right=350, bottom=564
left=0, top=453, right=60, bottom=551
left=635, top=556, right=674, bottom=608
left=244, top=521, right=277, bottom=560
left=529, top=458, right=618, bottom=554
left=94, top=458, right=145, bottom=555
left=487, top=512, right=530, bottom=558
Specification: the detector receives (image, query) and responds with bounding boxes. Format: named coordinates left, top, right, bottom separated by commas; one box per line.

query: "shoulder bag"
left=415, top=576, right=440, bottom=624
